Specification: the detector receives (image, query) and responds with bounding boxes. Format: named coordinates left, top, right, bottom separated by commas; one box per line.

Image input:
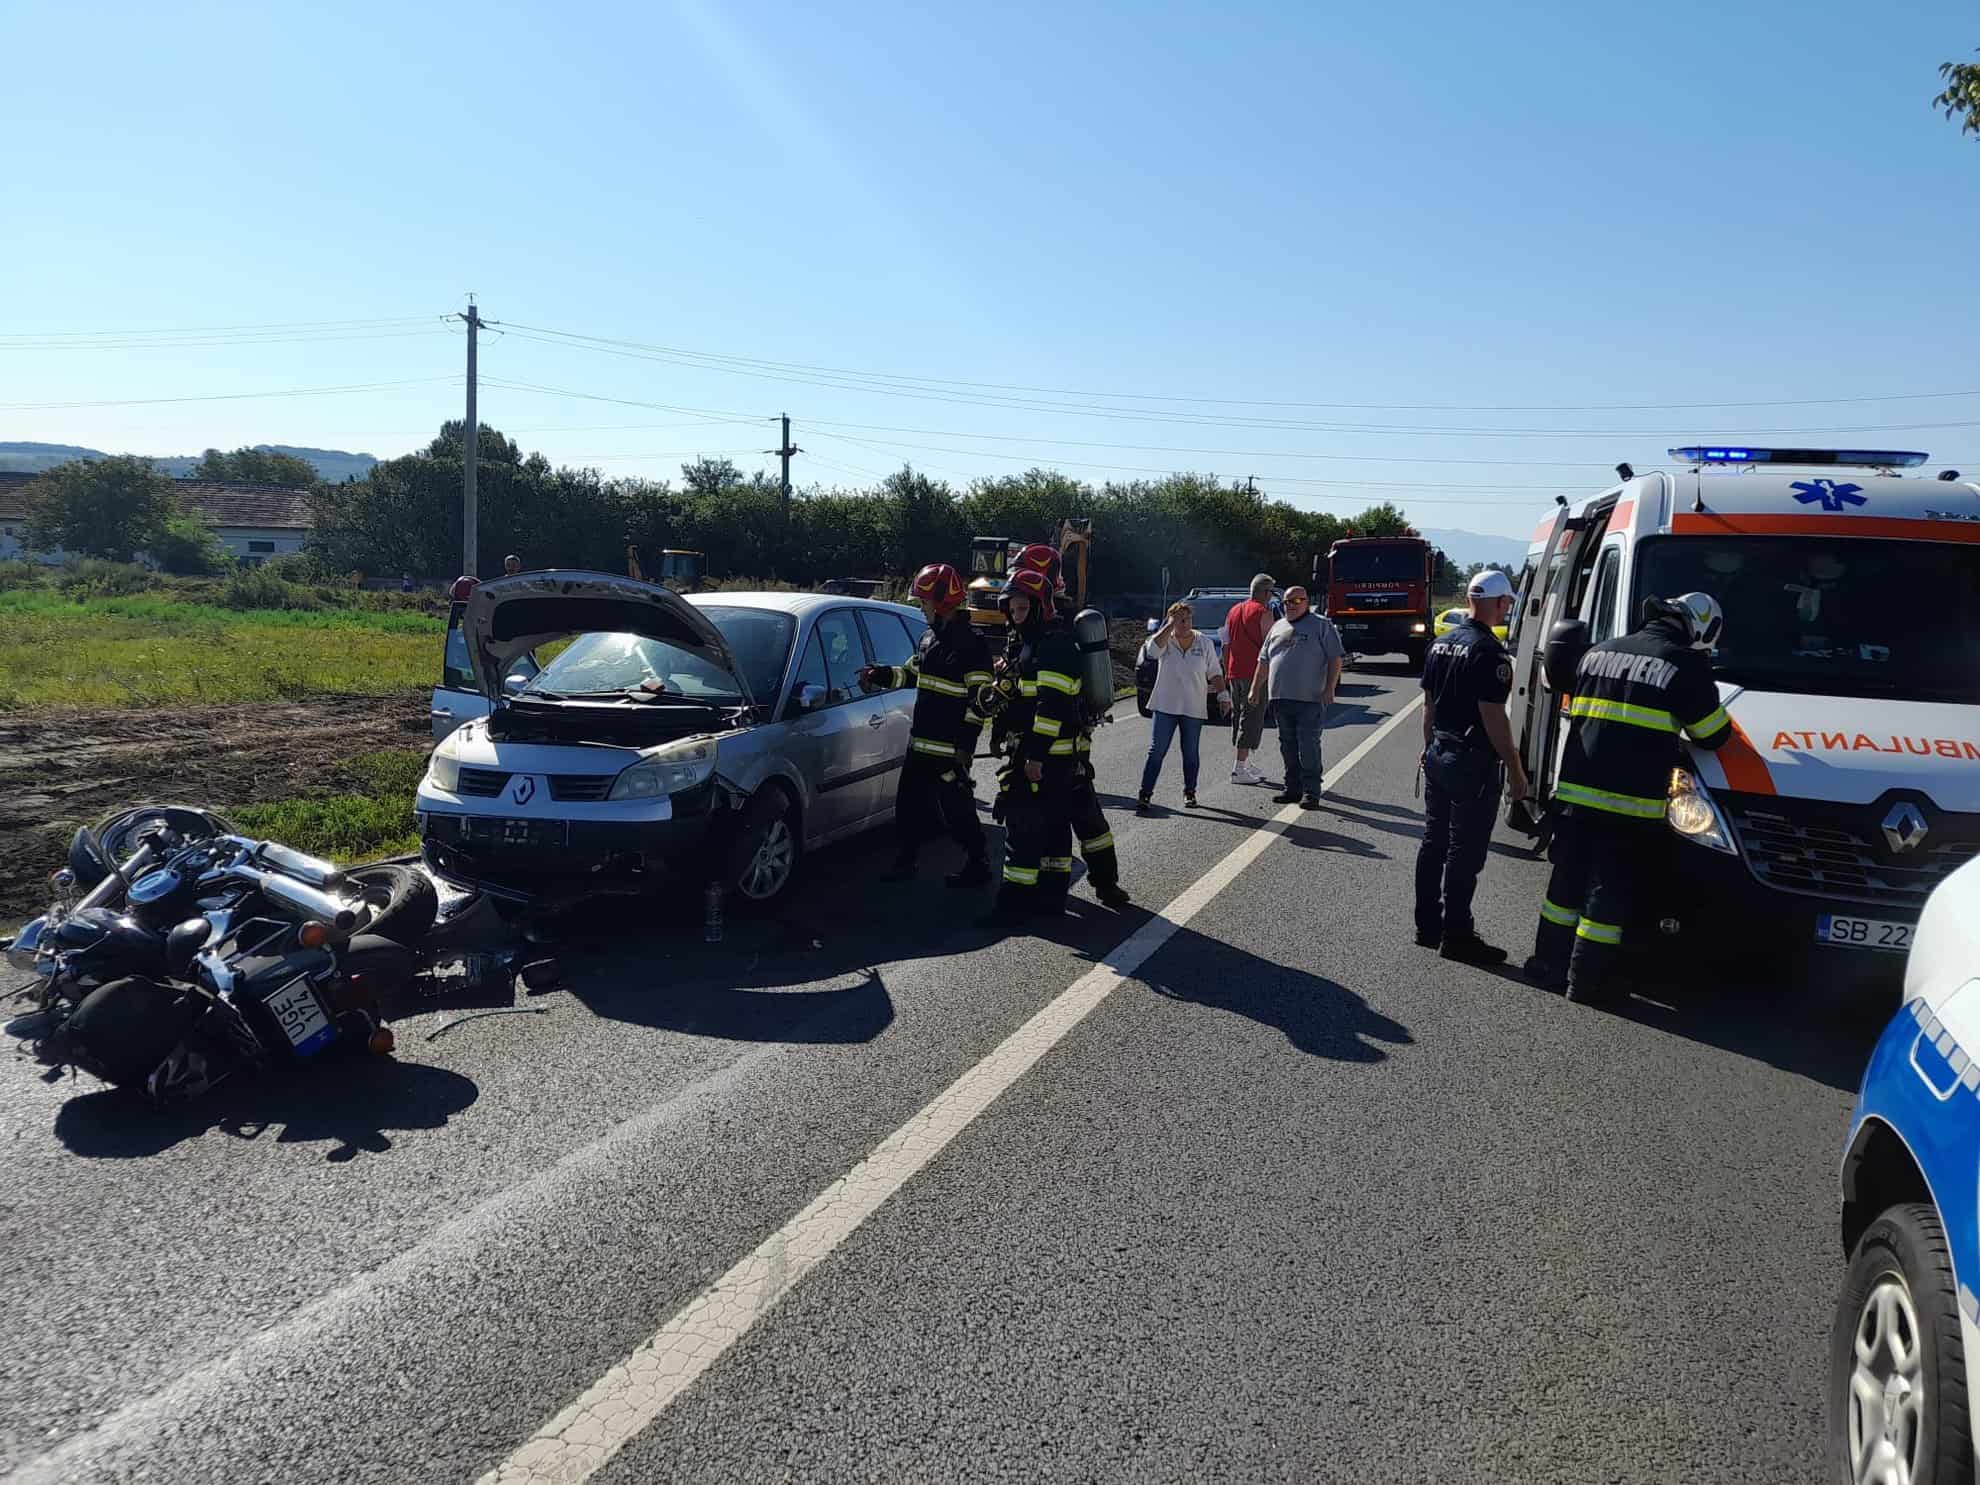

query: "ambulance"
left=1507, top=447, right=1980, bottom=972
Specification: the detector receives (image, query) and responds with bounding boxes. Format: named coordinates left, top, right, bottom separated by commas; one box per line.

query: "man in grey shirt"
left=1247, top=585, right=1345, bottom=808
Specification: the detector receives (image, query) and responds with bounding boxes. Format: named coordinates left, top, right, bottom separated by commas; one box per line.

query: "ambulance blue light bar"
left=1669, top=446, right=1929, bottom=469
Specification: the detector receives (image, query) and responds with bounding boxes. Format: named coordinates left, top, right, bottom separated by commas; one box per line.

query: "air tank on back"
left=1072, top=607, right=1113, bottom=714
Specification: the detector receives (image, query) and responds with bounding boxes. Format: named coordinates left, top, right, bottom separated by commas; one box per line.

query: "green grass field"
left=0, top=591, right=445, bottom=710
left=229, top=749, right=428, bottom=862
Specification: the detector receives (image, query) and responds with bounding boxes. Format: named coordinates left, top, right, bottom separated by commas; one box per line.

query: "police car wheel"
left=728, top=788, right=800, bottom=905
left=1828, top=1202, right=1973, bottom=1484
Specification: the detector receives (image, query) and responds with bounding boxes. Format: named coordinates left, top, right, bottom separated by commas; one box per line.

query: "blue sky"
left=3, top=0, right=1975, bottom=538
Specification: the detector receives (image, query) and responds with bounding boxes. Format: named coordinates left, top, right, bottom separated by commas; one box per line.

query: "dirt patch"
left=0, top=693, right=431, bottom=931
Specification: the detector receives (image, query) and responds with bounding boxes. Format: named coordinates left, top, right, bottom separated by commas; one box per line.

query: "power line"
left=502, top=321, right=1980, bottom=415
left=0, top=327, right=456, bottom=353
left=0, top=315, right=437, bottom=342
left=0, top=376, right=459, bottom=412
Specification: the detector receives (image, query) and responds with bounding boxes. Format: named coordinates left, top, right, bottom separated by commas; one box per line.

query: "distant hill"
left=0, top=441, right=378, bottom=483
left=1420, top=526, right=1532, bottom=573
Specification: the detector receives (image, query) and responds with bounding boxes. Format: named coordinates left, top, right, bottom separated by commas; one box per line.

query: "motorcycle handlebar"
left=74, top=842, right=157, bottom=914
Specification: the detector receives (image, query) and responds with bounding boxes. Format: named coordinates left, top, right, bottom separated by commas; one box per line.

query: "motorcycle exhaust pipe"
left=233, top=864, right=359, bottom=932
left=74, top=842, right=159, bottom=914
left=251, top=840, right=345, bottom=889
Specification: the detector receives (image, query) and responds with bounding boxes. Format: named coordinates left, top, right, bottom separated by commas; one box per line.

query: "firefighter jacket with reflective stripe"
left=1555, top=616, right=1731, bottom=820
left=869, top=612, right=993, bottom=760
left=1002, top=620, right=1088, bottom=766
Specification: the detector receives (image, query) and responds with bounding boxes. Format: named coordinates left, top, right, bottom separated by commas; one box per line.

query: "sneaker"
left=1440, top=932, right=1508, bottom=967
left=1522, top=955, right=1567, bottom=991
left=945, top=859, right=991, bottom=889
left=1135, top=794, right=1153, bottom=816
left=1300, top=795, right=1321, bottom=810
left=1232, top=761, right=1264, bottom=785
left=1271, top=790, right=1301, bottom=805
left=1183, top=790, right=1199, bottom=809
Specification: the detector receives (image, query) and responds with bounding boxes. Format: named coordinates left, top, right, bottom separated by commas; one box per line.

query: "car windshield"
left=1633, top=535, right=1980, bottom=704
left=1331, top=545, right=1425, bottom=582
left=523, top=632, right=743, bottom=701
left=697, top=606, right=796, bottom=706
left=1186, top=596, right=1245, bottom=632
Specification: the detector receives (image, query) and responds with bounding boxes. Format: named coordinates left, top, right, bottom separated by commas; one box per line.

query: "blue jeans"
left=1274, top=698, right=1327, bottom=796
left=1140, top=711, right=1203, bottom=796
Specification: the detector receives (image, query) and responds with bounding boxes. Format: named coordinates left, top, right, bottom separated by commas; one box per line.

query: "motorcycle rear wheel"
left=344, top=865, right=439, bottom=947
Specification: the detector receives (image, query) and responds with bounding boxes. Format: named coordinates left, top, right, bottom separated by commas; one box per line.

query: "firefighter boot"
left=1562, top=933, right=1620, bottom=1006
left=1524, top=915, right=1576, bottom=992
left=946, top=856, right=991, bottom=889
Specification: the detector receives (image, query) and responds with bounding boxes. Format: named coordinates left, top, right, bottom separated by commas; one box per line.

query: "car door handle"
left=430, top=709, right=451, bottom=718
left=866, top=713, right=886, bottom=728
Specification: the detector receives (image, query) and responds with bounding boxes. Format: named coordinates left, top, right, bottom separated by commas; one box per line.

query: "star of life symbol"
left=1788, top=479, right=1866, bottom=513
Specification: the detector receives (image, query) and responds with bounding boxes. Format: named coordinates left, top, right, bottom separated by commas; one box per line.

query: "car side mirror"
left=503, top=671, right=531, bottom=695
left=793, top=683, right=828, bottom=714
left=1543, top=618, right=1591, bottom=692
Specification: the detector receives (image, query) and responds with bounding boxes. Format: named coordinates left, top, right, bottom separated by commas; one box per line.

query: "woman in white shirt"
left=1137, top=600, right=1227, bottom=813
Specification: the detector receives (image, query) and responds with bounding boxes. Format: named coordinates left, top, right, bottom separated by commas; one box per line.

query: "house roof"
left=0, top=471, right=313, bottom=530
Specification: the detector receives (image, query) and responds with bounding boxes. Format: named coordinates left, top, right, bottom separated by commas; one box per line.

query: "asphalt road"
left=1, top=665, right=1891, bottom=1483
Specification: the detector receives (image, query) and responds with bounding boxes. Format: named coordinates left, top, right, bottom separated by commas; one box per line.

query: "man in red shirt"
left=1218, top=573, right=1277, bottom=785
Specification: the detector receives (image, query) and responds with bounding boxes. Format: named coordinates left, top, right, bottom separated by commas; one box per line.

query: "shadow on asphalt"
left=1143, top=928, right=1413, bottom=1061
left=50, top=1057, right=480, bottom=1162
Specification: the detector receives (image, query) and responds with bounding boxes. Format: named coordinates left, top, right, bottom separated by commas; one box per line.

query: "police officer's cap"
left=1466, top=569, right=1514, bottom=599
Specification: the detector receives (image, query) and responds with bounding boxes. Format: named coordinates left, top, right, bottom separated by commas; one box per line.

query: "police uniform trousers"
left=893, top=752, right=983, bottom=861
left=997, top=764, right=1076, bottom=914
left=1413, top=759, right=1501, bottom=941
left=1533, top=807, right=1648, bottom=993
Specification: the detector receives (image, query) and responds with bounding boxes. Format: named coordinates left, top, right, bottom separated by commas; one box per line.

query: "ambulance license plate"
left=1815, top=914, right=1913, bottom=953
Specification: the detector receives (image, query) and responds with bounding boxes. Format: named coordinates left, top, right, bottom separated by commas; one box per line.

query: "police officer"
left=1525, top=591, right=1731, bottom=1003
left=860, top=562, right=995, bottom=886
left=1415, top=569, right=1532, bottom=965
left=1003, top=543, right=1128, bottom=911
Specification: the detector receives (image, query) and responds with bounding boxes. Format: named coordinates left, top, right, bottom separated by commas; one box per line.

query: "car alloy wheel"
left=738, top=817, right=795, bottom=901
left=1848, top=1272, right=1924, bottom=1484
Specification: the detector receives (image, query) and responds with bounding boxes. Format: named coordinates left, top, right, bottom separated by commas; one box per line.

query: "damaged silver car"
left=416, top=571, right=925, bottom=907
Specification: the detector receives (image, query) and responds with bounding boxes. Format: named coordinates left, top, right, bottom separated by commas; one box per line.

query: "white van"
left=1507, top=447, right=1980, bottom=971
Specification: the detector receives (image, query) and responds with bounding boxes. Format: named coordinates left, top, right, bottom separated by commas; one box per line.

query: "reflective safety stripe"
left=1568, top=696, right=1676, bottom=732
left=916, top=673, right=968, bottom=697
left=1031, top=715, right=1063, bottom=737
left=963, top=710, right=986, bottom=726
left=1040, top=856, right=1074, bottom=873
left=963, top=671, right=993, bottom=687
left=1081, top=832, right=1115, bottom=852
left=1002, top=864, right=1038, bottom=885
left=1048, top=739, right=1077, bottom=755
left=1019, top=681, right=1039, bottom=697
left=1539, top=898, right=1581, bottom=927
left=910, top=737, right=957, bottom=757
left=1686, top=705, right=1730, bottom=740
left=1575, top=918, right=1623, bottom=946
left=1554, top=780, right=1664, bottom=820
left=1036, top=670, right=1082, bottom=695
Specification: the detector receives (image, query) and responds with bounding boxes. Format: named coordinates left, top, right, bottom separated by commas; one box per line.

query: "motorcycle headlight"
left=609, top=738, right=717, bottom=801
left=1666, top=768, right=1735, bottom=855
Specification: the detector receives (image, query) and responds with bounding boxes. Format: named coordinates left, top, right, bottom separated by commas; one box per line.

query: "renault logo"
left=512, top=775, right=537, bottom=806
left=1883, top=802, right=1929, bottom=854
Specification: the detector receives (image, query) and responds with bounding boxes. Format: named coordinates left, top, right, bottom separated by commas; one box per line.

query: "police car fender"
left=1687, top=688, right=1980, bottom=808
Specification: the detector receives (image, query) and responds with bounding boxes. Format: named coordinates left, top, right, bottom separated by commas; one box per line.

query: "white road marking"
left=483, top=693, right=1427, bottom=1485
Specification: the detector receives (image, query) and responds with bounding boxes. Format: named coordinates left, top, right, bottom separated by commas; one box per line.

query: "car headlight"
left=1410, top=622, right=1428, bottom=634
left=610, top=738, right=717, bottom=801
left=427, top=730, right=463, bottom=792
left=1666, top=767, right=1735, bottom=854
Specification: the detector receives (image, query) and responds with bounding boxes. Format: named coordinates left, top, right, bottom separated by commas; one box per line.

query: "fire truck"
left=1320, top=533, right=1435, bottom=670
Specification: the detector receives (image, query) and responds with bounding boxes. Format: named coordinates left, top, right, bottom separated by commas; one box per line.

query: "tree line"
left=16, top=423, right=1448, bottom=595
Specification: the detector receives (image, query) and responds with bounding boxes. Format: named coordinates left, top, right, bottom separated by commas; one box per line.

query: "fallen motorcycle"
left=2, top=803, right=501, bottom=1105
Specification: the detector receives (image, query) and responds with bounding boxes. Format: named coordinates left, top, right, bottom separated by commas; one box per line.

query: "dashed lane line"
left=482, top=693, right=1427, bottom=1485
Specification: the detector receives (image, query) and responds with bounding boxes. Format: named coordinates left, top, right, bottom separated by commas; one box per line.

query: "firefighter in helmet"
left=860, top=562, right=995, bottom=886
left=1526, top=591, right=1731, bottom=1003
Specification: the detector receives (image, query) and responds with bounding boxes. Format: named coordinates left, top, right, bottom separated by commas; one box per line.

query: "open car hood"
left=462, top=570, right=749, bottom=707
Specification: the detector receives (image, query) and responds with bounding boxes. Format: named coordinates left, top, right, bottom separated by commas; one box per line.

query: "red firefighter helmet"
left=1013, top=542, right=1062, bottom=592
left=909, top=561, right=966, bottom=615
left=1001, top=566, right=1056, bottom=623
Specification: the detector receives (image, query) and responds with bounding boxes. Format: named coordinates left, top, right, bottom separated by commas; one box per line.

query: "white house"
left=0, top=471, right=312, bottom=567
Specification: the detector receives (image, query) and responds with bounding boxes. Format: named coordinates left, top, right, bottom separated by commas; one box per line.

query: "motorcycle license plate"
left=264, top=976, right=337, bottom=1055
left=1815, top=914, right=1913, bottom=954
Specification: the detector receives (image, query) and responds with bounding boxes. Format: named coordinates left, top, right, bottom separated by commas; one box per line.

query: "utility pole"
left=458, top=297, right=482, bottom=578
left=1243, top=475, right=1258, bottom=496
left=767, top=413, right=801, bottom=508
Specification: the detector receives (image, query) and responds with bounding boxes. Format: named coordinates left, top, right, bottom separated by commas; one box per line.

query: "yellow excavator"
left=963, top=519, right=1093, bottom=631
